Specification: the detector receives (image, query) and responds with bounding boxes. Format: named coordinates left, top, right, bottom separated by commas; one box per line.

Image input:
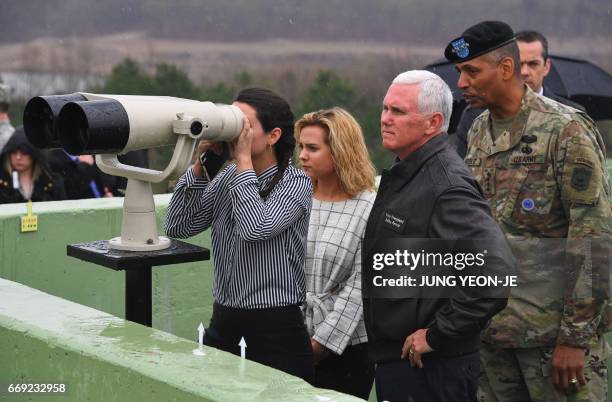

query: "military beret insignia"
left=444, top=20, right=515, bottom=63
left=451, top=38, right=470, bottom=59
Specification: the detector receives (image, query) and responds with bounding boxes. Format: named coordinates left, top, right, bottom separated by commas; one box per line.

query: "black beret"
left=444, top=21, right=515, bottom=63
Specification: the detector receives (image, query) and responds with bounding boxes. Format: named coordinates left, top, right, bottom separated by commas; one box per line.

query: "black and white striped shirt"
left=165, top=163, right=313, bottom=309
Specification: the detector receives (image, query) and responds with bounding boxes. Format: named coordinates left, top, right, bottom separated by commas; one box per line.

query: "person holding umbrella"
left=446, top=21, right=611, bottom=401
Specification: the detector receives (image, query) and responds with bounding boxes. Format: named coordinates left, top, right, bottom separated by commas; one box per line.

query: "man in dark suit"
left=455, top=30, right=584, bottom=158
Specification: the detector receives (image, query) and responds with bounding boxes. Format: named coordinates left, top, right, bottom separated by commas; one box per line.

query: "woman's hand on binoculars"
left=232, top=116, right=254, bottom=173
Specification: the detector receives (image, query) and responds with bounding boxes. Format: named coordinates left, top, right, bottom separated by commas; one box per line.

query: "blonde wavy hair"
left=295, top=107, right=376, bottom=197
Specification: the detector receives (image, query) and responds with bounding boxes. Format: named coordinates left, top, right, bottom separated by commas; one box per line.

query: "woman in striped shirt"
left=295, top=107, right=377, bottom=398
left=166, top=88, right=314, bottom=382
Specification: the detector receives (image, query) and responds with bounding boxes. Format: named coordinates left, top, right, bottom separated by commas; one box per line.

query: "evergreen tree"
left=153, top=63, right=201, bottom=99
left=102, top=59, right=155, bottom=95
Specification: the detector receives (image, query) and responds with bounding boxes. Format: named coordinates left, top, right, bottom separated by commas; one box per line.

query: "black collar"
left=388, top=133, right=449, bottom=184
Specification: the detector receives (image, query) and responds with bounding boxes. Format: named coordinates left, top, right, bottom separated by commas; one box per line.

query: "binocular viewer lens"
left=59, top=100, right=130, bottom=155
left=23, top=93, right=87, bottom=149
left=24, top=94, right=129, bottom=154
left=23, top=93, right=244, bottom=155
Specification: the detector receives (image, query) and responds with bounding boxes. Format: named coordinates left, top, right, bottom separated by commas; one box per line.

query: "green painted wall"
left=1, top=161, right=611, bottom=340
left=0, top=194, right=214, bottom=341
left=1, top=160, right=611, bottom=401
left=0, top=278, right=360, bottom=402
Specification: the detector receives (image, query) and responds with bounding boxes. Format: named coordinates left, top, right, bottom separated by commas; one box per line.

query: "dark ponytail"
left=234, top=88, right=295, bottom=199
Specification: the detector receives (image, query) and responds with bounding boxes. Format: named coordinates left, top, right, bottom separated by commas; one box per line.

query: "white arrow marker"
left=239, top=336, right=247, bottom=359
left=197, top=322, right=205, bottom=347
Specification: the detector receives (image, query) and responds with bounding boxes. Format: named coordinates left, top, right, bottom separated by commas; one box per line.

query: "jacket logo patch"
left=464, top=157, right=481, bottom=166
left=383, top=211, right=406, bottom=233
left=571, top=166, right=592, bottom=191
left=510, top=155, right=545, bottom=164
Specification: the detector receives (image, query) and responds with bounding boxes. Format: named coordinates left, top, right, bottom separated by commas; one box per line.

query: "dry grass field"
left=2, top=32, right=610, bottom=156
left=1, top=32, right=610, bottom=87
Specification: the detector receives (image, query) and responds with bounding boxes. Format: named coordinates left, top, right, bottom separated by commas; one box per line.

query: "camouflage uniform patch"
left=570, top=167, right=591, bottom=191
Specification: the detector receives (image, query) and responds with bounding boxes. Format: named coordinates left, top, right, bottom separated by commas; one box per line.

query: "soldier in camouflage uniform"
left=0, top=83, right=15, bottom=152
left=445, top=21, right=611, bottom=402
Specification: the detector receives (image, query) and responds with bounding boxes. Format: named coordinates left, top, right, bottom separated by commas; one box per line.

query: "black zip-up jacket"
left=362, top=133, right=513, bottom=362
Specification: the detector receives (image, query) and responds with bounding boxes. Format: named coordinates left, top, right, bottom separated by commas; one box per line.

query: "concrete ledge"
left=0, top=278, right=360, bottom=401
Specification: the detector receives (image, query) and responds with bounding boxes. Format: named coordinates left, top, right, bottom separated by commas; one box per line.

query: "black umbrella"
left=423, top=60, right=466, bottom=133
left=545, top=56, right=612, bottom=120
left=425, top=55, right=612, bottom=131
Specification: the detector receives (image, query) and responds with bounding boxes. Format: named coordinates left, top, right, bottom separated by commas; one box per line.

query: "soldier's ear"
left=499, top=56, right=515, bottom=81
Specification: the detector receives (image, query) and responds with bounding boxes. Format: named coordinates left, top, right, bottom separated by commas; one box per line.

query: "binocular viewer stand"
left=68, top=239, right=209, bottom=327
left=67, top=174, right=209, bottom=326
left=63, top=115, right=216, bottom=325
left=109, top=178, right=171, bottom=251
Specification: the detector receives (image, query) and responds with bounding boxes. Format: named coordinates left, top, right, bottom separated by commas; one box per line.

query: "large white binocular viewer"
left=23, top=93, right=244, bottom=251
left=24, top=93, right=243, bottom=179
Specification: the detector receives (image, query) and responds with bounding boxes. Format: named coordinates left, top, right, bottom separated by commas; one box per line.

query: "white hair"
left=392, top=70, right=453, bottom=133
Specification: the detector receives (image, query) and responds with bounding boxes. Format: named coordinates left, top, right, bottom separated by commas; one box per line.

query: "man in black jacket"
left=362, top=70, right=514, bottom=402
left=455, top=30, right=585, bottom=158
